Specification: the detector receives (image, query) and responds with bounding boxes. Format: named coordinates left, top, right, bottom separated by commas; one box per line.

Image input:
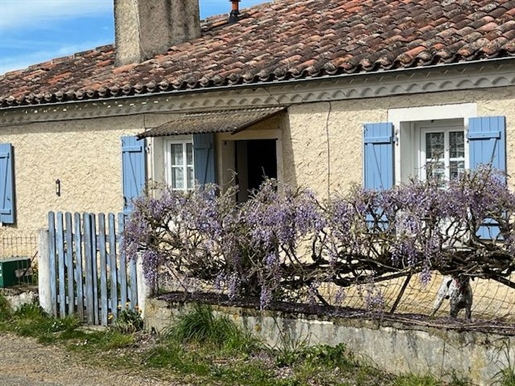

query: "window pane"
left=450, top=160, right=465, bottom=181
left=186, top=143, right=193, bottom=165
left=170, top=144, right=183, bottom=166
left=449, top=131, right=464, bottom=158
left=166, top=140, right=194, bottom=191
left=426, top=161, right=445, bottom=186
left=187, top=166, right=194, bottom=189
left=171, top=167, right=184, bottom=189
left=426, top=132, right=444, bottom=160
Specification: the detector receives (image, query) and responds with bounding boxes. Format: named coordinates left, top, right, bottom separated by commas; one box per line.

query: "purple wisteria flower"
left=122, top=167, right=515, bottom=311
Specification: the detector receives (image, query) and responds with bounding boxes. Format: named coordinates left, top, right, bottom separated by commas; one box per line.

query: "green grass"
left=0, top=294, right=478, bottom=386
left=491, top=341, right=515, bottom=386
left=494, top=370, right=515, bottom=386
left=164, top=303, right=259, bottom=355
left=394, top=374, right=442, bottom=386
left=110, top=306, right=144, bottom=333
left=0, top=301, right=82, bottom=343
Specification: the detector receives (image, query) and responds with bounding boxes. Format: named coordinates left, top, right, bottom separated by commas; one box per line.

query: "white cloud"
left=0, top=0, right=113, bottom=31
left=0, top=0, right=269, bottom=74
left=0, top=0, right=113, bottom=74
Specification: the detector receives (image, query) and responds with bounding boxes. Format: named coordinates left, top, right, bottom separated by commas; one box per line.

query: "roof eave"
left=1, top=56, right=514, bottom=112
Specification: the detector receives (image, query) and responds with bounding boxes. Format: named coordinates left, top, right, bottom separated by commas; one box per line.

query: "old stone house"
left=0, top=0, right=514, bottom=242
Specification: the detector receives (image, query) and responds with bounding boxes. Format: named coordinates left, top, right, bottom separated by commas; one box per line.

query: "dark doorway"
left=235, top=139, right=277, bottom=201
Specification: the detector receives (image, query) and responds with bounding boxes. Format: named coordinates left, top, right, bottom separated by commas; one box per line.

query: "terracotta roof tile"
left=1, top=0, right=515, bottom=108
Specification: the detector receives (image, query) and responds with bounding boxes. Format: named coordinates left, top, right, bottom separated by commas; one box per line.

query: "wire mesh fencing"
left=0, top=231, right=38, bottom=260
left=316, top=273, right=515, bottom=322
left=3, top=228, right=515, bottom=324
left=0, top=231, right=38, bottom=287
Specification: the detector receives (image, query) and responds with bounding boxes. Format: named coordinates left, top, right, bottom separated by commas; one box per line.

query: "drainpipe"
left=229, top=0, right=240, bottom=23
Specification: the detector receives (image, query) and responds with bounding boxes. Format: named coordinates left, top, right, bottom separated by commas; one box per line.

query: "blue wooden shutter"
left=121, top=136, right=146, bottom=214
left=363, top=123, right=394, bottom=231
left=468, top=116, right=506, bottom=173
left=193, top=133, right=216, bottom=186
left=363, top=123, right=395, bottom=190
left=0, top=143, right=15, bottom=224
left=468, top=116, right=506, bottom=239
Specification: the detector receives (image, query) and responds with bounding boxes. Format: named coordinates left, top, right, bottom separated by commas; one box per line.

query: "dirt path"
left=0, top=333, right=178, bottom=386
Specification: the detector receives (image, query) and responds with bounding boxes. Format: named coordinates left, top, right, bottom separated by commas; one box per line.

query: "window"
left=151, top=133, right=215, bottom=192
left=388, top=104, right=477, bottom=185
left=165, top=138, right=194, bottom=191
left=364, top=103, right=506, bottom=189
left=364, top=104, right=506, bottom=239
left=418, top=121, right=465, bottom=185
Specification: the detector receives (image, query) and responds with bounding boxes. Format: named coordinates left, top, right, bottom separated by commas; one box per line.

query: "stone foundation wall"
left=145, top=297, right=515, bottom=386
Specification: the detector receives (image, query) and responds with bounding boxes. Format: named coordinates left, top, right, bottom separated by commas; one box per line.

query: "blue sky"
left=0, top=0, right=266, bottom=75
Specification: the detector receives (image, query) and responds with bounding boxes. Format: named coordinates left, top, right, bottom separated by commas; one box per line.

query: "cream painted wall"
left=1, top=85, right=514, bottom=236
left=0, top=115, right=145, bottom=233
left=285, top=86, right=515, bottom=198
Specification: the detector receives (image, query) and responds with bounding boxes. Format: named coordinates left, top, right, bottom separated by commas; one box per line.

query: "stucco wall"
left=1, top=85, right=514, bottom=236
left=284, top=86, right=515, bottom=198
left=0, top=115, right=145, bottom=233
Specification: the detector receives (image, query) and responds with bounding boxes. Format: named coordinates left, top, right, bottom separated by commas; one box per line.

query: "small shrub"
left=170, top=303, right=220, bottom=343
left=267, top=328, right=310, bottom=367
left=110, top=305, right=143, bottom=333
left=304, top=343, right=354, bottom=368
left=270, top=342, right=354, bottom=369
left=49, top=315, right=81, bottom=333
left=12, top=303, right=52, bottom=337
left=13, top=302, right=47, bottom=319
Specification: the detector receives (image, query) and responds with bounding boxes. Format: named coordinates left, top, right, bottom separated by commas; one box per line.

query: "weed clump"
left=164, top=303, right=258, bottom=354
left=0, top=293, right=12, bottom=321
left=110, top=305, right=143, bottom=334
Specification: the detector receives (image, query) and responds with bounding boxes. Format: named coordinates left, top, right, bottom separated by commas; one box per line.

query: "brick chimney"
left=114, top=0, right=201, bottom=66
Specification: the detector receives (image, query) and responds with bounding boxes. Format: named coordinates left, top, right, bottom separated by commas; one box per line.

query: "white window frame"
left=164, top=136, right=194, bottom=191
left=388, top=103, right=477, bottom=185
left=417, top=121, right=465, bottom=183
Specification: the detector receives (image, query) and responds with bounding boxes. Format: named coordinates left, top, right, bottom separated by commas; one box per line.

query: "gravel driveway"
left=0, top=333, right=176, bottom=386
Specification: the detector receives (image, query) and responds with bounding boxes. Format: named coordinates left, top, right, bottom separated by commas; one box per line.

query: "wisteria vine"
left=123, top=168, right=515, bottom=309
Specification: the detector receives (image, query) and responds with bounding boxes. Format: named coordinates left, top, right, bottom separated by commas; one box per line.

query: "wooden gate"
left=47, top=212, right=138, bottom=325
